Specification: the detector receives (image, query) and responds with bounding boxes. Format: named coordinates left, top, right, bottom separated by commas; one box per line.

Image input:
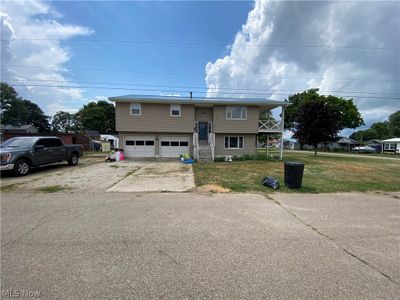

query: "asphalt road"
left=1, top=191, right=399, bottom=299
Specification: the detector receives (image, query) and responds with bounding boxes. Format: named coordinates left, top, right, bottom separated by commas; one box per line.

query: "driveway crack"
left=266, top=195, right=400, bottom=286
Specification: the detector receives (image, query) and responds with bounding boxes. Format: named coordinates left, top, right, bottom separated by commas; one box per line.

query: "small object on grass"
left=262, top=176, right=279, bottom=190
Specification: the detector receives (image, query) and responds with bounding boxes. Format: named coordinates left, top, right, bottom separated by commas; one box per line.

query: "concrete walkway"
left=107, top=162, right=195, bottom=192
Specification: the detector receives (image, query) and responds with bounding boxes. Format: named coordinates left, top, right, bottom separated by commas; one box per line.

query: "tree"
left=51, top=111, right=82, bottom=133
left=388, top=111, right=400, bottom=137
left=285, top=89, right=363, bottom=130
left=78, top=100, right=115, bottom=134
left=371, top=122, right=390, bottom=139
left=349, top=111, right=399, bottom=142
left=285, top=89, right=364, bottom=155
left=0, top=82, right=50, bottom=132
left=349, top=128, right=378, bottom=142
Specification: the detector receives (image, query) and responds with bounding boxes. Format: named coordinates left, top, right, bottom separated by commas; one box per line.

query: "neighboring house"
left=365, top=139, right=383, bottom=153
left=381, top=138, right=400, bottom=154
left=1, top=124, right=38, bottom=134
left=85, top=130, right=100, bottom=141
left=109, top=94, right=288, bottom=161
left=284, top=138, right=300, bottom=150
left=324, top=137, right=358, bottom=151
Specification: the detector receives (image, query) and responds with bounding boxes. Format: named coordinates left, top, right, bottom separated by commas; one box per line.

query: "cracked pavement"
left=1, top=190, right=399, bottom=299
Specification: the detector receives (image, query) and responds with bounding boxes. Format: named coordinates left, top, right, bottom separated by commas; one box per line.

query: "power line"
left=2, top=38, right=399, bottom=51
left=5, top=78, right=399, bottom=96
left=9, top=84, right=400, bottom=100
left=5, top=64, right=398, bottom=82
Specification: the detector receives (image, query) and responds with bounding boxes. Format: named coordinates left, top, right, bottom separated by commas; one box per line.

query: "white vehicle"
left=352, top=146, right=376, bottom=153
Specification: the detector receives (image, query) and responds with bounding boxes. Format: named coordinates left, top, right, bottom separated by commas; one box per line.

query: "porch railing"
left=208, top=133, right=215, bottom=161
left=258, top=118, right=282, bottom=133
left=193, top=132, right=199, bottom=160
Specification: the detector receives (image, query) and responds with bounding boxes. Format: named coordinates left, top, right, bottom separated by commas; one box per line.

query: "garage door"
left=159, top=136, right=190, bottom=158
left=124, top=135, right=155, bottom=157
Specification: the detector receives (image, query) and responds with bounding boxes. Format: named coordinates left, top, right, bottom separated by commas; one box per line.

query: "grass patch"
left=36, top=185, right=70, bottom=193
left=1, top=183, right=20, bottom=192
left=193, top=152, right=400, bottom=193
left=109, top=165, right=120, bottom=168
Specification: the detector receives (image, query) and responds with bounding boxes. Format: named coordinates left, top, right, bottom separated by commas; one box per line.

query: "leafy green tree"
left=51, top=111, right=82, bottom=133
left=79, top=100, right=115, bottom=133
left=370, top=122, right=390, bottom=139
left=0, top=82, right=50, bottom=132
left=388, top=111, right=400, bottom=137
left=349, top=111, right=398, bottom=142
left=285, top=89, right=364, bottom=131
left=349, top=128, right=378, bottom=142
left=285, top=89, right=364, bottom=155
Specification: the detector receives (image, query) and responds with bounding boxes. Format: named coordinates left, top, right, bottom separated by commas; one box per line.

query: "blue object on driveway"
left=183, top=158, right=195, bottom=164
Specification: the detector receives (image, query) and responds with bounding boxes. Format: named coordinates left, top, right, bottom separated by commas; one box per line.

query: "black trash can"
left=284, top=161, right=304, bottom=189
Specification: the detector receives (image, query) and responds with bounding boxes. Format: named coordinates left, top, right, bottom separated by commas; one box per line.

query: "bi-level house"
left=109, top=94, right=288, bottom=161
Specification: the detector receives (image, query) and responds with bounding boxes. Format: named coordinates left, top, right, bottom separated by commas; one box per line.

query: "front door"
left=198, top=122, right=208, bottom=141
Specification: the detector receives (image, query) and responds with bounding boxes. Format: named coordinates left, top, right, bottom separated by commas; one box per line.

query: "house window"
left=224, top=136, right=244, bottom=149
left=384, top=143, right=396, bottom=150
left=130, top=103, right=141, bottom=116
left=170, top=104, right=181, bottom=117
left=226, top=106, right=247, bottom=120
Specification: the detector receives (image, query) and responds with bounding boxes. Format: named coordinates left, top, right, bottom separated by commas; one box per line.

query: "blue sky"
left=1, top=0, right=399, bottom=134
left=47, top=1, right=252, bottom=99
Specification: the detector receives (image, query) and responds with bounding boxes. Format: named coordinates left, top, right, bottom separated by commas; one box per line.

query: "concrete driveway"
left=1, top=159, right=194, bottom=193
left=1, top=190, right=399, bottom=299
left=107, top=162, right=195, bottom=192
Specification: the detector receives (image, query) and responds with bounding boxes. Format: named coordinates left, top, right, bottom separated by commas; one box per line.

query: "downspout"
left=279, top=105, right=285, bottom=160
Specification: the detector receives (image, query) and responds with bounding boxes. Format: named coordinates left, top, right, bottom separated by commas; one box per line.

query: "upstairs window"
left=226, top=106, right=247, bottom=120
left=130, top=103, right=141, bottom=116
left=170, top=104, right=181, bottom=117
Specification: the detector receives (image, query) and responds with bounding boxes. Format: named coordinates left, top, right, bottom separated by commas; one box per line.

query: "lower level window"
left=384, top=143, right=396, bottom=150
left=225, top=136, right=244, bottom=149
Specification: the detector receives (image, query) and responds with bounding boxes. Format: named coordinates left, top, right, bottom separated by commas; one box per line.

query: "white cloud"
left=94, top=96, right=109, bottom=101
left=1, top=0, right=93, bottom=115
left=205, top=0, right=400, bottom=133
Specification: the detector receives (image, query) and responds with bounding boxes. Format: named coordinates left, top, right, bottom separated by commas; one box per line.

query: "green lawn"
left=193, top=152, right=400, bottom=193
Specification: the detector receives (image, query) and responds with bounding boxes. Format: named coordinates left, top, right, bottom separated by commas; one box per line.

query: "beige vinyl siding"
left=214, top=134, right=257, bottom=156
left=213, top=106, right=259, bottom=133
left=116, top=102, right=195, bottom=132
left=195, top=107, right=213, bottom=123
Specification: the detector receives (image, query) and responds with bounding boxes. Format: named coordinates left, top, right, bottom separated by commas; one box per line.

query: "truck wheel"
left=68, top=153, right=79, bottom=166
left=13, top=159, right=30, bottom=176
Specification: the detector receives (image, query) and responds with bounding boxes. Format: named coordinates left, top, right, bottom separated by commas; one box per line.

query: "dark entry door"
left=198, top=122, right=208, bottom=141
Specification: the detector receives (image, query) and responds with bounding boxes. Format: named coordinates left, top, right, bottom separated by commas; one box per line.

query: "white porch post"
left=279, top=106, right=285, bottom=160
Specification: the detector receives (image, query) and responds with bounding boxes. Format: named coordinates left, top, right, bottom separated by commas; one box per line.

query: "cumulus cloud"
left=205, top=0, right=400, bottom=133
left=1, top=0, right=93, bottom=115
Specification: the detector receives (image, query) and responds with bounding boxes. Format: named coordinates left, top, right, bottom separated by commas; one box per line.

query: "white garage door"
left=124, top=135, right=155, bottom=157
left=159, top=136, right=190, bottom=158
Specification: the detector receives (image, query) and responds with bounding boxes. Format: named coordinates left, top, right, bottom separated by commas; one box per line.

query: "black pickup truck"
left=0, top=136, right=83, bottom=176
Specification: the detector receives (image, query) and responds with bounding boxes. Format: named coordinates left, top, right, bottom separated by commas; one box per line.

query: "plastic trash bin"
left=284, top=161, right=304, bottom=189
